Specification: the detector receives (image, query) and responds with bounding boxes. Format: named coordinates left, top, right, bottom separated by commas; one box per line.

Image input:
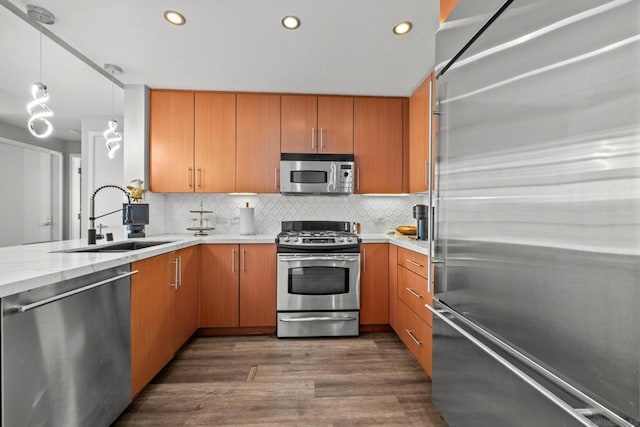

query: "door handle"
left=232, top=248, right=236, bottom=273
left=197, top=168, right=202, bottom=188
left=405, top=329, right=423, bottom=346
left=274, top=168, right=279, bottom=189
left=280, top=316, right=357, bottom=322
left=311, top=128, right=316, bottom=150
left=320, top=128, right=324, bottom=150
left=405, top=288, right=423, bottom=299
left=242, top=248, right=246, bottom=272
left=187, top=167, right=193, bottom=188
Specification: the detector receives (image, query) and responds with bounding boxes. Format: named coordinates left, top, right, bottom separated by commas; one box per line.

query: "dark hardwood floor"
left=115, top=332, right=447, bottom=426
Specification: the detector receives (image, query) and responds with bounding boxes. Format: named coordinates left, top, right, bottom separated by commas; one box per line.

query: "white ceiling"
left=1, top=0, right=439, bottom=141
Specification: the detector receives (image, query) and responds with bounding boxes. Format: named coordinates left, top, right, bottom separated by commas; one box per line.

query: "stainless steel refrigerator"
left=428, top=1, right=639, bottom=426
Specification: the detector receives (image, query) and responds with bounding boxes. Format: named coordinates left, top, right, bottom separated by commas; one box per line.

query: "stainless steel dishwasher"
left=1, top=266, right=135, bottom=427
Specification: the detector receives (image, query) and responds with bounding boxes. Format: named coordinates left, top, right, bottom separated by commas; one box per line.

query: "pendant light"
left=26, top=5, right=55, bottom=138
left=103, top=64, right=123, bottom=159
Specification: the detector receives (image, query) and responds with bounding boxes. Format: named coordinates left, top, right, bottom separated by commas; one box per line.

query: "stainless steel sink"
left=58, top=241, right=175, bottom=253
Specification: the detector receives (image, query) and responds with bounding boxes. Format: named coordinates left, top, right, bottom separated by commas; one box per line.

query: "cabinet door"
left=388, top=244, right=398, bottom=330
left=317, top=96, right=354, bottom=154
left=236, top=94, right=281, bottom=193
left=239, top=244, right=276, bottom=327
left=281, top=95, right=317, bottom=153
left=194, top=92, right=236, bottom=192
left=149, top=90, right=194, bottom=192
left=409, top=75, right=431, bottom=193
left=354, top=97, right=404, bottom=193
left=200, top=244, right=239, bottom=327
left=131, top=252, right=174, bottom=397
left=173, top=246, right=200, bottom=351
left=398, top=299, right=432, bottom=376
left=360, top=243, right=389, bottom=325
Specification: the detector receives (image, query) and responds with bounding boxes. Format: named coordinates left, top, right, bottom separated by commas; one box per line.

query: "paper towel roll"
left=239, top=207, right=255, bottom=235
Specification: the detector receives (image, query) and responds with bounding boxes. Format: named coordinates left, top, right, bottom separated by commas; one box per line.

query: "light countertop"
left=0, top=233, right=429, bottom=298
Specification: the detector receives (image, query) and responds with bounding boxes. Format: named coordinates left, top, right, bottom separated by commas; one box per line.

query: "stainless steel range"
left=276, top=221, right=360, bottom=338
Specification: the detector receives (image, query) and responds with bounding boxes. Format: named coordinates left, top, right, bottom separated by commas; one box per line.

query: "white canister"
left=239, top=203, right=255, bottom=235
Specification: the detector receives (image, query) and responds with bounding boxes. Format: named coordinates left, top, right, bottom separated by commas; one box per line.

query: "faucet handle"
left=96, top=223, right=105, bottom=240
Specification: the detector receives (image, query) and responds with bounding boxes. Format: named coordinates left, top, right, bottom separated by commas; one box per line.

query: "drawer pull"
left=406, top=259, right=424, bottom=268
left=405, top=287, right=423, bottom=299
left=405, top=329, right=423, bottom=346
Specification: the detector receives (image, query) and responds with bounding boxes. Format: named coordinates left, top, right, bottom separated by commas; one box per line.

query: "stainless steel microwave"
left=280, top=153, right=354, bottom=195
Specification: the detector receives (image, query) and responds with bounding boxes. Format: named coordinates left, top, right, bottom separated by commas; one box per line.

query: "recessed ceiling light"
left=164, top=10, right=186, bottom=26
left=281, top=15, right=300, bottom=30
left=393, top=21, right=412, bottom=36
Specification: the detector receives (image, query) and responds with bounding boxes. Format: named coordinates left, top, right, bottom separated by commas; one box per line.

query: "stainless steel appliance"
left=276, top=220, right=360, bottom=337
left=280, top=153, right=354, bottom=195
left=429, top=1, right=639, bottom=426
left=1, top=266, right=135, bottom=426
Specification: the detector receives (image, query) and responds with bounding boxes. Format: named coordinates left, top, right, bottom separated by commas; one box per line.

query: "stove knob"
left=292, top=236, right=299, bottom=242
left=337, top=236, right=344, bottom=242
left=283, top=236, right=290, bottom=242
left=346, top=236, right=353, bottom=243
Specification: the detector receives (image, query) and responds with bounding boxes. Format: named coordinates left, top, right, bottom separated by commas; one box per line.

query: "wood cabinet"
left=393, top=245, right=433, bottom=377
left=194, top=92, right=236, bottom=192
left=236, top=94, right=281, bottom=193
left=354, top=97, right=405, bottom=194
left=281, top=95, right=353, bottom=154
left=239, top=244, right=277, bottom=327
left=440, top=0, right=459, bottom=23
left=131, top=252, right=176, bottom=397
left=409, top=74, right=434, bottom=193
left=173, top=246, right=201, bottom=351
left=388, top=244, right=398, bottom=330
left=149, top=91, right=236, bottom=193
left=360, top=243, right=389, bottom=325
left=201, top=244, right=277, bottom=328
left=149, top=90, right=194, bottom=192
left=200, top=244, right=240, bottom=327
left=131, top=247, right=201, bottom=396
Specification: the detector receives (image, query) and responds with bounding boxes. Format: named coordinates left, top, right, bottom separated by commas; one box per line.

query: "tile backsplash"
left=144, top=192, right=428, bottom=236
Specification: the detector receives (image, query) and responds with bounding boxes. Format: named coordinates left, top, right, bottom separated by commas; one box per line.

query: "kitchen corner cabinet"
left=201, top=244, right=276, bottom=328
left=281, top=95, right=354, bottom=154
left=236, top=94, right=281, bottom=193
left=149, top=90, right=236, bottom=193
left=149, top=90, right=194, bottom=192
left=354, top=97, right=404, bottom=194
left=131, top=246, right=200, bottom=397
left=360, top=243, right=389, bottom=325
left=409, top=74, right=434, bottom=193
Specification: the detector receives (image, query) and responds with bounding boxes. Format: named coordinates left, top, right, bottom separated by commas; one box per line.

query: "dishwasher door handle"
left=13, top=270, right=138, bottom=313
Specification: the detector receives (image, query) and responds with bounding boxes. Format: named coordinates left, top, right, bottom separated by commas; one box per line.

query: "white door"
left=0, top=139, right=62, bottom=247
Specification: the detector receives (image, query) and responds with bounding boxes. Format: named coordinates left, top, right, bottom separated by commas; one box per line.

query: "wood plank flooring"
left=115, top=332, right=448, bottom=426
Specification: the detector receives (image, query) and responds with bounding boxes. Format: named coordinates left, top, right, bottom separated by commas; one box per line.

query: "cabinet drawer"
left=398, top=266, right=432, bottom=326
left=398, top=247, right=428, bottom=278
left=398, top=300, right=432, bottom=376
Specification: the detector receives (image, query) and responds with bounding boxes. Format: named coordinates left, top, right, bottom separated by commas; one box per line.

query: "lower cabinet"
left=393, top=246, right=433, bottom=377
left=131, top=246, right=200, bottom=397
left=201, top=244, right=276, bottom=328
left=360, top=243, right=389, bottom=325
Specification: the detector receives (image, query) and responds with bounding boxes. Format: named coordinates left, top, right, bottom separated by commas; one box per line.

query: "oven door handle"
left=278, top=256, right=359, bottom=263
left=280, top=316, right=358, bottom=322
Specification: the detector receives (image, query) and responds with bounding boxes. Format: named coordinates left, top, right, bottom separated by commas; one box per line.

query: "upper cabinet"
left=409, top=74, right=434, bottom=193
left=281, top=95, right=353, bottom=154
left=354, top=97, right=405, bottom=194
left=149, top=90, right=236, bottom=193
left=194, top=92, right=236, bottom=192
left=236, top=93, right=281, bottom=193
left=149, top=90, right=194, bottom=193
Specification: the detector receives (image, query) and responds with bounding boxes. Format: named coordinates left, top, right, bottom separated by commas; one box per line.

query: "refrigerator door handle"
left=427, top=300, right=634, bottom=427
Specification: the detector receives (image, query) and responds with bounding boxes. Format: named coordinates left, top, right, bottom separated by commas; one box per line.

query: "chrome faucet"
left=88, top=185, right=132, bottom=244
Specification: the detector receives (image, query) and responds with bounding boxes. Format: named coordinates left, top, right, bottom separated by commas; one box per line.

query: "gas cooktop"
left=275, top=221, right=360, bottom=253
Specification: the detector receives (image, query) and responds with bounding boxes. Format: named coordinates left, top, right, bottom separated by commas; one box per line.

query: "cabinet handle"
left=274, top=168, right=279, bottom=189
left=242, top=248, right=246, bottom=272
left=170, top=258, right=179, bottom=289
left=362, top=247, right=366, bottom=273
left=187, top=167, right=193, bottom=188
left=405, top=329, right=423, bottom=346
left=320, top=128, right=324, bottom=150
left=424, top=160, right=428, bottom=187
left=406, top=259, right=424, bottom=268
left=197, top=168, right=202, bottom=188
left=311, top=127, right=316, bottom=150
left=406, top=287, right=423, bottom=299
left=178, top=255, right=182, bottom=287
left=357, top=168, right=360, bottom=191
left=232, top=248, right=236, bottom=273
